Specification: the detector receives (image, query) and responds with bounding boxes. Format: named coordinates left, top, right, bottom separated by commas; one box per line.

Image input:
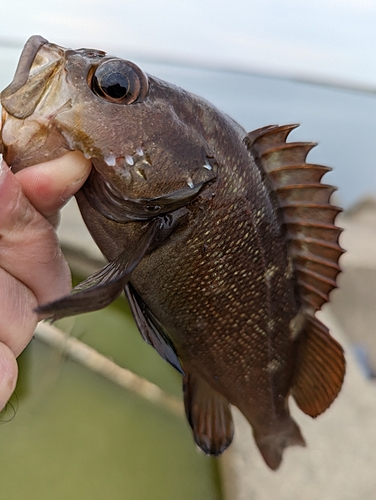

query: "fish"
left=0, top=35, right=346, bottom=470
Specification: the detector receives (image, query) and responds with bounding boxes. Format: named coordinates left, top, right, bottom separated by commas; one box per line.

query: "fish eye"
left=91, top=59, right=148, bottom=104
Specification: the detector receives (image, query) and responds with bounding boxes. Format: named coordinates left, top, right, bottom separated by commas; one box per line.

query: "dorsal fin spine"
left=246, top=124, right=344, bottom=316
left=268, top=165, right=332, bottom=187
left=246, top=124, right=299, bottom=148
left=298, top=280, right=330, bottom=301
left=296, top=252, right=341, bottom=271
left=289, top=236, right=343, bottom=252
left=296, top=266, right=337, bottom=288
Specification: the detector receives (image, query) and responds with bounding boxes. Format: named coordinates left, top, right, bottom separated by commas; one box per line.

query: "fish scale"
left=0, top=35, right=345, bottom=470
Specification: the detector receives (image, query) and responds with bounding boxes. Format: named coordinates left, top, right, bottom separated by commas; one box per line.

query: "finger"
left=0, top=267, right=38, bottom=356
left=0, top=342, right=18, bottom=411
left=15, top=151, right=92, bottom=220
left=0, top=160, right=71, bottom=304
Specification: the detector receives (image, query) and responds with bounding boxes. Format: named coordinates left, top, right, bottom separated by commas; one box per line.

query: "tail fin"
left=254, top=418, right=306, bottom=470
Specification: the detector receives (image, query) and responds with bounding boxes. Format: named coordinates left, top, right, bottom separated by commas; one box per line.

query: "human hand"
left=0, top=152, right=91, bottom=410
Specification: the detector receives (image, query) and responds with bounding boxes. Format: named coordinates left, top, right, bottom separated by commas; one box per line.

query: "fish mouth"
left=1, top=36, right=64, bottom=119
left=0, top=36, right=71, bottom=169
left=2, top=36, right=48, bottom=98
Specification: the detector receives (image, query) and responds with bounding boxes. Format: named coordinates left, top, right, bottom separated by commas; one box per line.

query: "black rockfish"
left=0, top=36, right=345, bottom=469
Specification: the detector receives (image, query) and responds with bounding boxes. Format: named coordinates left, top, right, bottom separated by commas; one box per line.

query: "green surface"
left=0, top=296, right=222, bottom=500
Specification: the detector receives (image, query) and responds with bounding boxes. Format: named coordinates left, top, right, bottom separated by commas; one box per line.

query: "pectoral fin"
left=291, top=315, right=346, bottom=417
left=35, top=217, right=161, bottom=321
left=125, top=284, right=183, bottom=374
left=183, top=364, right=234, bottom=456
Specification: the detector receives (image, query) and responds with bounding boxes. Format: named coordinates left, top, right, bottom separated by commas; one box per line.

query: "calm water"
left=1, top=44, right=376, bottom=208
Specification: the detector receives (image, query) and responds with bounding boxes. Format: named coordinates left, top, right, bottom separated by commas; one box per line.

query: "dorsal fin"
left=245, top=124, right=344, bottom=313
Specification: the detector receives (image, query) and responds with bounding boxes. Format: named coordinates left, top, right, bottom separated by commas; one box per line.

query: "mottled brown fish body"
left=1, top=36, right=345, bottom=469
left=133, top=150, right=297, bottom=413
left=79, top=125, right=301, bottom=461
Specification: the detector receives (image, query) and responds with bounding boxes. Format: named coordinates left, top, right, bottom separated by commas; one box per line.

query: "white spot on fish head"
left=104, top=153, right=117, bottom=167
left=125, top=155, right=135, bottom=166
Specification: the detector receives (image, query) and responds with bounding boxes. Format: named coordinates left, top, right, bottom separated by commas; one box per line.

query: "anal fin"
left=291, top=315, right=346, bottom=417
left=183, top=365, right=234, bottom=456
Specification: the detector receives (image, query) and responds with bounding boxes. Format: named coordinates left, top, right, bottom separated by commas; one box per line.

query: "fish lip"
left=1, top=35, right=48, bottom=99
left=1, top=38, right=65, bottom=120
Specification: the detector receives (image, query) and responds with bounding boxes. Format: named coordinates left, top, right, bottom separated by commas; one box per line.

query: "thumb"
left=15, top=151, right=92, bottom=225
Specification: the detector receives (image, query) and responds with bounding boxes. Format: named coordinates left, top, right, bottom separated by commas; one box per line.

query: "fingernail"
left=60, top=174, right=88, bottom=202
left=60, top=183, right=77, bottom=202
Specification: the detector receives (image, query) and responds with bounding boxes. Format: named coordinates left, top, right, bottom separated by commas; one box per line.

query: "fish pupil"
left=100, top=72, right=129, bottom=99
left=90, top=58, right=149, bottom=104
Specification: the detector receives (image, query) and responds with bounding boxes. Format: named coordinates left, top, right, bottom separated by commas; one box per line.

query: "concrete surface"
left=58, top=196, right=376, bottom=500
left=331, top=200, right=376, bottom=375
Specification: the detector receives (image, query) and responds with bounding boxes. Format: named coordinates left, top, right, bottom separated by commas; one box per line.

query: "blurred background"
left=1, top=1, right=376, bottom=499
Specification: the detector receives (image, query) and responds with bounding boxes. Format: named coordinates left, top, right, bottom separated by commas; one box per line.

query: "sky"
left=1, top=0, right=376, bottom=88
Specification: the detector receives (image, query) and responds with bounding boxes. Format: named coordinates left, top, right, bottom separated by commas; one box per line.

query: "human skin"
left=0, top=152, right=91, bottom=410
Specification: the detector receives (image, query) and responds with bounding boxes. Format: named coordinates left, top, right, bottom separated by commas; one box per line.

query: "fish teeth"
left=123, top=148, right=151, bottom=175
left=187, top=176, right=194, bottom=189
left=203, top=163, right=212, bottom=170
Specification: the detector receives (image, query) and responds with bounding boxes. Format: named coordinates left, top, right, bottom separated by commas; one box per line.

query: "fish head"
left=1, top=36, right=216, bottom=218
